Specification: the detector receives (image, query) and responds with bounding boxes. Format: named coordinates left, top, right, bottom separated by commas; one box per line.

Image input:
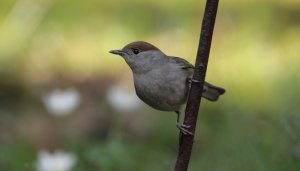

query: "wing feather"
left=168, top=56, right=194, bottom=69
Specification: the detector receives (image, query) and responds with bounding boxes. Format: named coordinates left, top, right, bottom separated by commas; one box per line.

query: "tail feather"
left=202, top=82, right=225, bottom=101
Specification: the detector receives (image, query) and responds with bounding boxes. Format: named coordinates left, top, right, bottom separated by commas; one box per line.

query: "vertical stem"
left=174, top=0, right=219, bottom=171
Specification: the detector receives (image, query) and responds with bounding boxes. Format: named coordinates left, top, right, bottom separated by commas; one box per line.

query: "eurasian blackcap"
left=110, top=41, right=225, bottom=135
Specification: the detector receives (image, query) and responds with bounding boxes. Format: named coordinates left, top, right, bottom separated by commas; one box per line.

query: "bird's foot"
left=187, top=77, right=201, bottom=84
left=176, top=123, right=193, bottom=135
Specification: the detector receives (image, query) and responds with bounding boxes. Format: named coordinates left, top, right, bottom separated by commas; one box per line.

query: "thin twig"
left=174, top=0, right=219, bottom=171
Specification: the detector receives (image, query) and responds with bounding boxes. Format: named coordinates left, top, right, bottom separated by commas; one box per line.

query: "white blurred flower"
left=42, top=87, right=81, bottom=117
left=36, top=150, right=76, bottom=171
left=106, top=85, right=141, bottom=112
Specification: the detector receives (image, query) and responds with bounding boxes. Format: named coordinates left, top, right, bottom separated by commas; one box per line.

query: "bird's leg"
left=187, top=77, right=208, bottom=94
left=187, top=77, right=201, bottom=84
left=175, top=111, right=193, bottom=135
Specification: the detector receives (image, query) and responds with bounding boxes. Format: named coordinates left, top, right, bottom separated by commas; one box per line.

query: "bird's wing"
left=168, top=56, right=194, bottom=69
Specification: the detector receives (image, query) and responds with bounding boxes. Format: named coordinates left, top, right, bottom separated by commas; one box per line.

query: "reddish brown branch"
left=174, top=0, right=219, bottom=170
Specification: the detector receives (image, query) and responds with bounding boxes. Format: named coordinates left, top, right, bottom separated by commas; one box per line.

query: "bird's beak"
left=109, top=49, right=126, bottom=56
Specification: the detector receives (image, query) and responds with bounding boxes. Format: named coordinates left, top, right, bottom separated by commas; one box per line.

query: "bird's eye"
left=132, top=49, right=140, bottom=54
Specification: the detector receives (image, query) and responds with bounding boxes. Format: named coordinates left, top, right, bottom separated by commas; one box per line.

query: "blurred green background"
left=0, top=0, right=300, bottom=170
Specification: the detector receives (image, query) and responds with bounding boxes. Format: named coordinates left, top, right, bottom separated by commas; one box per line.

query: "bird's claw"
left=187, top=77, right=201, bottom=84
left=176, top=123, right=193, bottom=135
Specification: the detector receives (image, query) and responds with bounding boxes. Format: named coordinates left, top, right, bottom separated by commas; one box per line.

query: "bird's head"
left=110, top=41, right=166, bottom=73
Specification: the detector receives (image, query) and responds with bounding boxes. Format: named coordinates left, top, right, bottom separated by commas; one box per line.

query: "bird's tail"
left=202, top=82, right=225, bottom=101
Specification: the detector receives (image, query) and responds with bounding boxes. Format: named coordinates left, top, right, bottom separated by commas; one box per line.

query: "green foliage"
left=0, top=0, right=300, bottom=170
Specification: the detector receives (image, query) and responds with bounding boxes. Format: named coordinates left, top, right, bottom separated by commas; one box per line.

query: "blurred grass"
left=0, top=0, right=300, bottom=170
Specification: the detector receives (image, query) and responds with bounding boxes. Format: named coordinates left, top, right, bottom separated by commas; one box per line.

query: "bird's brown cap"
left=122, top=41, right=160, bottom=52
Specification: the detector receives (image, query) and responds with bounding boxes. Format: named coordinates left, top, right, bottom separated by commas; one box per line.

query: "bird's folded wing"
left=168, top=56, right=194, bottom=69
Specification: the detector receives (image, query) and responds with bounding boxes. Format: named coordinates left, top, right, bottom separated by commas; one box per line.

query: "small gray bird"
left=110, top=41, right=225, bottom=135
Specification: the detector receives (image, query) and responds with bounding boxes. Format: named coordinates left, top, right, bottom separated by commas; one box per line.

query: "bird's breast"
left=133, top=67, right=189, bottom=111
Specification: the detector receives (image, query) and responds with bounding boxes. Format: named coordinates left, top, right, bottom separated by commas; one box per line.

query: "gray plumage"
left=110, top=41, right=225, bottom=112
